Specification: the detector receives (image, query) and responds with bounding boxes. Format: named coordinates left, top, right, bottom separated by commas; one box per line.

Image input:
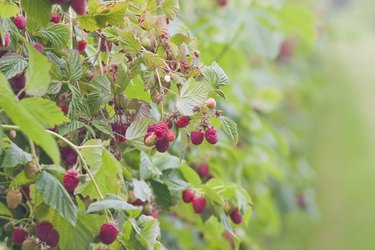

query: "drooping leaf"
left=133, top=179, right=152, bottom=202
left=36, top=171, right=78, bottom=226
left=22, top=0, right=51, bottom=28
left=86, top=196, right=141, bottom=214
left=20, top=98, right=70, bottom=128
left=25, top=43, right=51, bottom=96
left=153, top=153, right=181, bottom=171
left=202, top=61, right=229, bottom=88
left=176, top=78, right=208, bottom=116
left=180, top=164, right=201, bottom=187
left=1, top=143, right=32, bottom=168
left=36, top=23, right=70, bottom=48
left=220, top=116, right=239, bottom=145
left=0, top=53, right=28, bottom=79
left=0, top=73, right=60, bottom=164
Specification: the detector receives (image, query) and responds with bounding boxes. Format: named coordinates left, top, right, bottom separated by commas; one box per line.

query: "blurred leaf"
left=1, top=143, right=32, bottom=168
left=36, top=24, right=70, bottom=48
left=220, top=116, right=238, bottom=145
left=25, top=43, right=51, bottom=96
left=22, top=0, right=51, bottom=27
left=0, top=2, right=18, bottom=18
left=138, top=215, right=161, bottom=248
left=202, top=62, right=229, bottom=88
left=36, top=171, right=78, bottom=226
left=140, top=151, right=161, bottom=180
left=161, top=0, right=180, bottom=20
left=0, top=202, right=11, bottom=217
left=180, top=164, right=201, bottom=187
left=150, top=180, right=173, bottom=210
left=133, top=179, right=152, bottom=202
left=153, top=153, right=180, bottom=171
left=0, top=53, right=28, bottom=79
left=58, top=120, right=85, bottom=136
left=80, top=139, right=103, bottom=170
left=86, top=195, right=141, bottom=214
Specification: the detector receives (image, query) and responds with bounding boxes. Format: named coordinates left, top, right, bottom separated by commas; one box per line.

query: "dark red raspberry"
left=147, top=122, right=169, bottom=139
left=111, top=122, right=128, bottom=143
left=197, top=163, right=209, bottom=178
left=33, top=43, right=44, bottom=52
left=277, top=39, right=294, bottom=62
left=0, top=33, right=10, bottom=48
left=13, top=16, right=27, bottom=30
left=155, top=138, right=169, bottom=153
left=99, top=222, right=119, bottom=245
left=50, top=12, right=61, bottom=23
left=12, top=227, right=28, bottom=245
left=190, top=130, right=204, bottom=145
left=11, top=74, right=26, bottom=91
left=36, top=221, right=53, bottom=242
left=71, top=0, right=87, bottom=16
left=45, top=229, right=59, bottom=247
left=165, top=131, right=175, bottom=142
left=63, top=169, right=80, bottom=192
left=176, top=116, right=189, bottom=128
left=58, top=103, right=69, bottom=115
left=131, top=199, right=145, bottom=206
left=192, top=196, right=206, bottom=214
left=182, top=189, right=195, bottom=203
left=217, top=0, right=228, bottom=7
left=21, top=185, right=30, bottom=201
left=229, top=208, right=243, bottom=224
left=205, top=128, right=218, bottom=144
left=77, top=39, right=87, bottom=53
left=60, top=146, right=78, bottom=168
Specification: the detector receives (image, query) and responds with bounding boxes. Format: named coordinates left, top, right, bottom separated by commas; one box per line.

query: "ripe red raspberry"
left=0, top=32, right=10, bottom=48
left=33, top=43, right=44, bottom=52
left=182, top=189, right=195, bottom=203
left=229, top=208, right=243, bottom=224
left=12, top=227, right=28, bottom=245
left=77, top=39, right=87, bottom=53
left=45, top=229, right=59, bottom=247
left=63, top=169, right=80, bottom=192
left=147, top=122, right=169, bottom=138
left=99, top=222, right=119, bottom=245
left=165, top=131, right=175, bottom=142
left=35, top=221, right=53, bottom=242
left=155, top=138, right=169, bottom=153
left=24, top=161, right=39, bottom=179
left=13, top=16, right=27, bottom=30
left=197, top=163, right=209, bottom=178
left=58, top=103, right=69, bottom=115
left=7, top=190, right=22, bottom=209
left=205, top=128, right=218, bottom=144
left=50, top=12, right=61, bottom=23
left=71, top=0, right=87, bottom=16
left=190, top=130, right=204, bottom=145
left=144, top=132, right=157, bottom=146
left=192, top=196, right=206, bottom=214
left=176, top=116, right=189, bottom=128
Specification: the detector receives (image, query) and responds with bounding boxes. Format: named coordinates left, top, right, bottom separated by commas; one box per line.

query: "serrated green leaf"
left=176, top=78, right=208, bottom=116
left=133, top=179, right=152, bottom=202
left=36, top=23, right=70, bottom=48
left=86, top=196, right=141, bottom=214
left=80, top=139, right=103, bottom=171
left=0, top=53, right=28, bottom=79
left=180, top=164, right=201, bottom=187
left=161, top=169, right=189, bottom=191
left=76, top=150, right=123, bottom=200
left=36, top=171, right=78, bottom=226
left=91, top=120, right=113, bottom=138
left=150, top=180, right=173, bottom=210
left=126, top=119, right=153, bottom=151
left=58, top=120, right=85, bottom=136
left=1, top=143, right=32, bottom=168
left=120, top=32, right=142, bottom=56
left=138, top=215, right=161, bottom=248
left=142, top=51, right=165, bottom=68
left=65, top=50, right=82, bottom=81
left=0, top=120, right=3, bottom=156
left=0, top=73, right=60, bottom=164
left=153, top=153, right=180, bottom=171
left=25, top=43, right=51, bottom=96
left=202, top=61, right=229, bottom=87
left=22, top=0, right=51, bottom=27
left=161, top=0, right=180, bottom=20
left=20, top=98, right=70, bottom=128
left=140, top=151, right=161, bottom=180
left=68, top=85, right=91, bottom=119
left=220, top=116, right=238, bottom=145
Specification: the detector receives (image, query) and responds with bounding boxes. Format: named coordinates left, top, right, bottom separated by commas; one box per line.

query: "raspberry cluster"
left=144, top=122, right=175, bottom=152
left=36, top=221, right=60, bottom=247
left=182, top=189, right=207, bottom=214
left=190, top=127, right=219, bottom=145
left=51, top=0, right=87, bottom=16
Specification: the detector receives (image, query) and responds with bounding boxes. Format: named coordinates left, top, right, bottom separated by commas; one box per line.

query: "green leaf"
left=9, top=172, right=35, bottom=189
left=153, top=153, right=181, bottom=171
left=25, top=43, right=51, bottom=96
left=176, top=78, right=208, bottom=116
left=0, top=53, right=28, bottom=79
left=161, top=0, right=180, bottom=20
left=0, top=74, right=60, bottom=164
left=0, top=120, right=2, bottom=156
left=0, top=2, right=18, bottom=18
left=119, top=32, right=142, bottom=56
left=1, top=143, right=32, bottom=168
left=202, top=62, right=229, bottom=88
left=95, top=2, right=129, bottom=27
left=68, top=85, right=91, bottom=119
left=220, top=116, right=239, bottom=145
left=58, top=120, right=85, bottom=136
left=86, top=196, right=141, bottom=214
left=65, top=50, right=82, bottom=81
left=180, top=164, right=201, bottom=187
left=0, top=202, right=11, bottom=217
left=36, top=24, right=70, bottom=48
left=76, top=150, right=123, bottom=200
left=126, top=119, right=153, bottom=151
left=80, top=139, right=103, bottom=170
left=142, top=52, right=165, bottom=68
left=91, top=120, right=114, bottom=138
left=161, top=169, right=189, bottom=191
left=138, top=215, right=161, bottom=248
left=140, top=151, right=161, bottom=180
left=133, top=179, right=152, bottom=202
left=36, top=171, right=78, bottom=226
left=150, top=180, right=173, bottom=210
left=20, top=98, right=70, bottom=128
left=22, top=0, right=51, bottom=27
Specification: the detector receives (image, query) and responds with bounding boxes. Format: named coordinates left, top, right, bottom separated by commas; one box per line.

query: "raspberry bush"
left=0, top=0, right=319, bottom=249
